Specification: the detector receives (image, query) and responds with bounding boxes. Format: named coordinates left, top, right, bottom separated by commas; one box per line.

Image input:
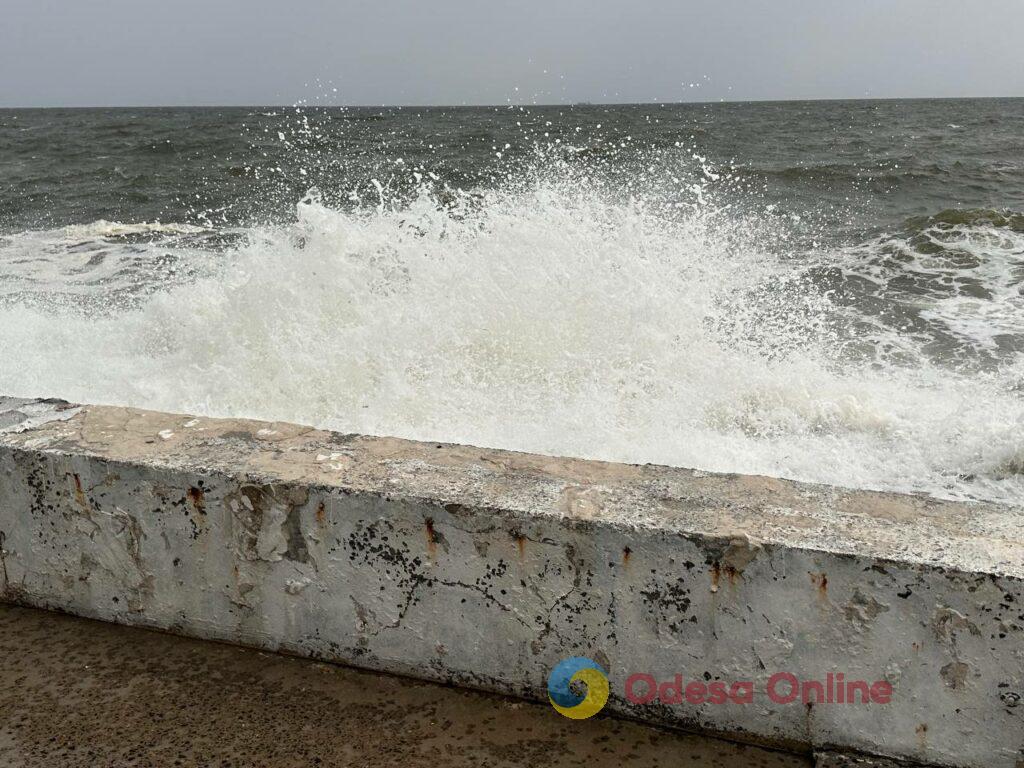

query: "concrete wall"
left=0, top=397, right=1021, bottom=767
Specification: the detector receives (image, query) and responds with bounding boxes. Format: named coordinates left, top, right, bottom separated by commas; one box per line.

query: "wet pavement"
left=0, top=605, right=811, bottom=767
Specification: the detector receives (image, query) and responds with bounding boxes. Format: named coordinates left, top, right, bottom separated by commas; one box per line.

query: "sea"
left=1, top=98, right=1022, bottom=505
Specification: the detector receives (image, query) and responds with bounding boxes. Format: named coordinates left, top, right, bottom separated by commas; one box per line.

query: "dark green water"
left=3, top=99, right=1022, bottom=234
left=0, top=99, right=1022, bottom=504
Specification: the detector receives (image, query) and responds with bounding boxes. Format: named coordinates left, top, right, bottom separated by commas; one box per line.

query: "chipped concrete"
left=0, top=397, right=80, bottom=435
left=0, top=399, right=1022, bottom=768
left=814, top=753, right=919, bottom=768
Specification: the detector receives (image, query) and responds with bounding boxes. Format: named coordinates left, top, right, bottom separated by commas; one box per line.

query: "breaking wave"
left=0, top=155, right=1022, bottom=506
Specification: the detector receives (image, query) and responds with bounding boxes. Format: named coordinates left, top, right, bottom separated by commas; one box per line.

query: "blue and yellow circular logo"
left=547, top=657, right=609, bottom=719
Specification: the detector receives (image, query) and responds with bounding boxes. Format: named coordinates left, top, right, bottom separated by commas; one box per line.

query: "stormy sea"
left=1, top=98, right=1022, bottom=505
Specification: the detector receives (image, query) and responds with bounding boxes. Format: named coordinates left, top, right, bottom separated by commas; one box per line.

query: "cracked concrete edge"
left=1, top=399, right=1023, bottom=768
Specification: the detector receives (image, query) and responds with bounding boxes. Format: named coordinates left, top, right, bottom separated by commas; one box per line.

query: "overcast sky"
left=1, top=0, right=1022, bottom=107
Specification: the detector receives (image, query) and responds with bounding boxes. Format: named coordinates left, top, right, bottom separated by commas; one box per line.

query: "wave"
left=59, top=220, right=213, bottom=238
left=0, top=161, right=1022, bottom=507
left=903, top=208, right=1024, bottom=233
left=730, top=158, right=946, bottom=183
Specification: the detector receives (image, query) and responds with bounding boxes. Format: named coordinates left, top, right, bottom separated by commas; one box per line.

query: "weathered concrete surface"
left=1, top=604, right=810, bottom=768
left=0, top=399, right=1021, bottom=768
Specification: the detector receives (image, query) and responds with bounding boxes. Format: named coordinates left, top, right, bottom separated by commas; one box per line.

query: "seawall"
left=0, top=396, right=1021, bottom=767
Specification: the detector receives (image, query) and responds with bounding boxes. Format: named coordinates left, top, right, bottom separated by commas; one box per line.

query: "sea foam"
left=1, top=155, right=1022, bottom=506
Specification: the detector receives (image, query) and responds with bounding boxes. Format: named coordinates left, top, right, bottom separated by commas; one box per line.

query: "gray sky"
left=2, top=0, right=1022, bottom=107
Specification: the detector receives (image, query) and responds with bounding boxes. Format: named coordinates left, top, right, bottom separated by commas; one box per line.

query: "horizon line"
left=1, top=94, right=1022, bottom=111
